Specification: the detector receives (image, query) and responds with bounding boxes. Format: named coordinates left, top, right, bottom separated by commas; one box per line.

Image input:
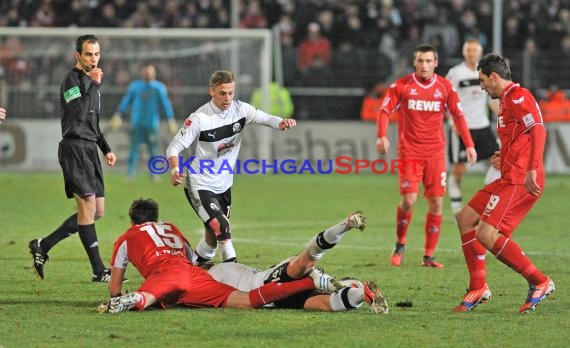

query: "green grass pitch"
left=0, top=171, right=568, bottom=347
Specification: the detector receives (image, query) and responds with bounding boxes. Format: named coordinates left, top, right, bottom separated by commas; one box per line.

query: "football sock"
left=195, top=236, right=216, bottom=262
left=484, top=166, right=501, bottom=184
left=460, top=230, right=487, bottom=290
left=248, top=277, right=314, bottom=308
left=306, top=222, right=344, bottom=260
left=41, top=213, right=78, bottom=253
left=329, top=288, right=363, bottom=311
left=396, top=206, right=411, bottom=245
left=323, top=220, right=350, bottom=244
left=448, top=174, right=463, bottom=213
left=78, top=223, right=105, bottom=275
left=218, top=239, right=237, bottom=263
left=424, top=213, right=442, bottom=257
left=491, top=235, right=547, bottom=286
left=132, top=292, right=146, bottom=311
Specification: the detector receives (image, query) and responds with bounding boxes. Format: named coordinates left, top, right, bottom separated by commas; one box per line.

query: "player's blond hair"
left=209, top=70, right=235, bottom=88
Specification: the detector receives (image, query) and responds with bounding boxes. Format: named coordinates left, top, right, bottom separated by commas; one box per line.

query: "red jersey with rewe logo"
left=496, top=82, right=545, bottom=184
left=379, top=73, right=473, bottom=158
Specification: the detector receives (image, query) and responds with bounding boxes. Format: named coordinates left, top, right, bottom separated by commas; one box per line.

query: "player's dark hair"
left=413, top=44, right=438, bottom=61
left=76, top=34, right=98, bottom=53
left=209, top=70, right=235, bottom=88
left=129, top=198, right=159, bottom=224
left=477, top=53, right=512, bottom=80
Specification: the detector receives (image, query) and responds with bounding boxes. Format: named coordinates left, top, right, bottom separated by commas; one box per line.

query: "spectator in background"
left=250, top=81, right=294, bottom=119
left=539, top=85, right=570, bottom=122
left=475, top=0, right=494, bottom=47
left=360, top=82, right=398, bottom=123
left=297, top=22, right=332, bottom=73
left=240, top=0, right=267, bottom=28
left=95, top=3, right=120, bottom=27
left=421, top=6, right=460, bottom=58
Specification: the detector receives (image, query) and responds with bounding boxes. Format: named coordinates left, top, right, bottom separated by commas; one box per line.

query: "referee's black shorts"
left=448, top=126, right=499, bottom=164
left=58, top=138, right=105, bottom=199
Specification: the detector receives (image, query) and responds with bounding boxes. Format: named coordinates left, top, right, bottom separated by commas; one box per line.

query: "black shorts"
left=184, top=187, right=232, bottom=224
left=263, top=260, right=313, bottom=309
left=448, top=126, right=499, bottom=164
left=58, top=138, right=105, bottom=199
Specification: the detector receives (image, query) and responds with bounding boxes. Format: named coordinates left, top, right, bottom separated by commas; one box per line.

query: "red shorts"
left=398, top=156, right=446, bottom=197
left=468, top=179, right=541, bottom=236
left=138, top=264, right=236, bottom=308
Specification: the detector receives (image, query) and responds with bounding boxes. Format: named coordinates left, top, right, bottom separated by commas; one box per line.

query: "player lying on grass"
left=98, top=198, right=341, bottom=313
left=207, top=211, right=388, bottom=314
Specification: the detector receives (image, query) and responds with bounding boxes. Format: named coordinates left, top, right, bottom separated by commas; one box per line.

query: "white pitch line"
left=191, top=224, right=570, bottom=257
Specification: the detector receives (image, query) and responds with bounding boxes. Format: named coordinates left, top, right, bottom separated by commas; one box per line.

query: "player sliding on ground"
left=207, top=211, right=388, bottom=314
left=98, top=199, right=345, bottom=314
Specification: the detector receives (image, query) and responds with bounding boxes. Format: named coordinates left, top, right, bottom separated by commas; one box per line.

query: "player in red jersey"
left=453, top=54, right=555, bottom=313
left=376, top=44, right=476, bottom=268
left=97, top=198, right=341, bottom=313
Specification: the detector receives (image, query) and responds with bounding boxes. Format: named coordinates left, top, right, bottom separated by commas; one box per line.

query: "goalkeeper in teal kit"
left=112, top=63, right=178, bottom=179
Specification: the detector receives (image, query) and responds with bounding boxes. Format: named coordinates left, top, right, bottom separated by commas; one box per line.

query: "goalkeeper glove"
left=168, top=119, right=178, bottom=135
left=110, top=112, right=122, bottom=131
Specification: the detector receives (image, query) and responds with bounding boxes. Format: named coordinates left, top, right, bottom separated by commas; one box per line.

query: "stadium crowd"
left=1, top=0, right=570, bottom=119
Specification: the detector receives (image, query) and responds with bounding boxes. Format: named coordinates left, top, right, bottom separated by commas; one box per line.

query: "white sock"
left=448, top=174, right=461, bottom=200
left=329, top=288, right=364, bottom=311
left=322, top=221, right=348, bottom=245
left=448, top=174, right=462, bottom=213
left=484, top=166, right=501, bottom=184
left=305, top=221, right=347, bottom=260
left=195, top=237, right=216, bottom=261
left=218, top=239, right=237, bottom=262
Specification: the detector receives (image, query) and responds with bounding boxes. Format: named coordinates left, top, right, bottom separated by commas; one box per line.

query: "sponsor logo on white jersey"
left=408, top=99, right=442, bottom=111
left=207, top=132, right=216, bottom=139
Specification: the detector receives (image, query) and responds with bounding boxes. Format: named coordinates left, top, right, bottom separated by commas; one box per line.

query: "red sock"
left=424, top=213, right=442, bottom=257
left=491, top=235, right=547, bottom=285
left=248, top=277, right=314, bottom=308
left=460, top=230, right=487, bottom=290
left=396, top=206, right=412, bottom=245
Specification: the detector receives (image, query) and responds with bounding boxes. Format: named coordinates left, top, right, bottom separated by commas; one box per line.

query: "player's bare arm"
left=109, top=267, right=126, bottom=297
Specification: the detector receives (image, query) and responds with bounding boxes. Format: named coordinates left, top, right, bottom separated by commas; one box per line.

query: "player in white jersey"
left=166, top=70, right=296, bottom=264
left=207, top=211, right=388, bottom=313
left=446, top=38, right=501, bottom=214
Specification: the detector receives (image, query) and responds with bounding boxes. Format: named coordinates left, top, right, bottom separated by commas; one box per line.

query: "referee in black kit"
left=29, top=34, right=117, bottom=282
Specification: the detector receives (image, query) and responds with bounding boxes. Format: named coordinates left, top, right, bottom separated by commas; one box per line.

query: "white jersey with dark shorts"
left=167, top=100, right=282, bottom=223
left=446, top=62, right=499, bottom=163
left=208, top=257, right=313, bottom=309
